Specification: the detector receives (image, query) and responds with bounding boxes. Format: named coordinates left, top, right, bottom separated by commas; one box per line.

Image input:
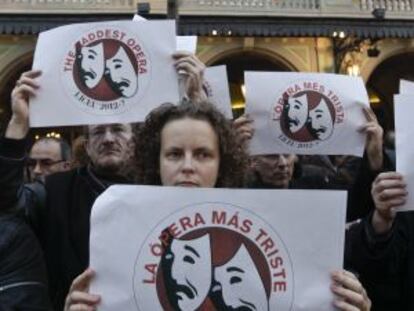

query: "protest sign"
left=90, top=186, right=346, bottom=310
left=132, top=14, right=147, bottom=22
left=131, top=15, right=197, bottom=53
left=245, top=72, right=369, bottom=156
left=176, top=36, right=198, bottom=54
left=31, top=20, right=179, bottom=127
left=204, top=65, right=233, bottom=119
left=394, top=94, right=414, bottom=211
left=400, top=79, right=414, bottom=94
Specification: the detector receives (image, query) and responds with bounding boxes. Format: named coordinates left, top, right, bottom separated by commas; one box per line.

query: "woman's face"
left=159, top=117, right=220, bottom=188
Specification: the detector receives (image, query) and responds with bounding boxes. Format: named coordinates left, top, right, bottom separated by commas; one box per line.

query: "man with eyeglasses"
left=27, top=137, right=71, bottom=183
left=0, top=50, right=206, bottom=311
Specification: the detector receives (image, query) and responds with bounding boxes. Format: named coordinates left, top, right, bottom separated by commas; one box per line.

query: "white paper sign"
left=394, top=94, right=414, bottom=211
left=132, top=14, right=147, bottom=22
left=245, top=72, right=369, bottom=156
left=90, top=186, right=346, bottom=311
left=131, top=16, right=197, bottom=54
left=176, top=36, right=198, bottom=54
left=30, top=20, right=179, bottom=127
left=204, top=65, right=233, bottom=119
left=400, top=79, right=414, bottom=94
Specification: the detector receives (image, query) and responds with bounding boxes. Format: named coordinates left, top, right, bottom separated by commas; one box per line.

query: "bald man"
left=27, top=137, right=71, bottom=183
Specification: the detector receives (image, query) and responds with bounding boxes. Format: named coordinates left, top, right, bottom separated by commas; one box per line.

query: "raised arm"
left=346, top=106, right=389, bottom=221
left=0, top=70, right=42, bottom=212
left=5, top=70, right=41, bottom=139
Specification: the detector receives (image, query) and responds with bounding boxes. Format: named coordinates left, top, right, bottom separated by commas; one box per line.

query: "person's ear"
left=85, top=139, right=92, bottom=158
left=62, top=161, right=71, bottom=171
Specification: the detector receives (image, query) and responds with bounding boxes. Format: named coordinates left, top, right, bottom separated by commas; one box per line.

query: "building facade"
left=0, top=0, right=413, bottom=134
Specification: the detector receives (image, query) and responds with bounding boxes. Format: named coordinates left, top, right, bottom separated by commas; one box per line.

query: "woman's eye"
left=167, top=151, right=181, bottom=159
left=196, top=151, right=210, bottom=160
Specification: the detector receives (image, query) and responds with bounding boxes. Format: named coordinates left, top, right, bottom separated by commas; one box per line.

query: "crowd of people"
left=0, top=49, right=408, bottom=311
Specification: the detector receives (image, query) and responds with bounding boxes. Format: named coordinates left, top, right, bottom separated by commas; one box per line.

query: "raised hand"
left=371, top=171, right=407, bottom=234
left=6, top=70, right=41, bottom=139
left=358, top=106, right=384, bottom=171
left=173, top=51, right=206, bottom=102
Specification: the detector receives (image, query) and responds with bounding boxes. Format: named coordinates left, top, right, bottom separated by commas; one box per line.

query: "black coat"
left=0, top=215, right=51, bottom=310
left=346, top=212, right=414, bottom=311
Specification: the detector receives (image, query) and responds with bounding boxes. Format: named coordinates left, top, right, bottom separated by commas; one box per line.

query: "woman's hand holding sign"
left=6, top=70, right=41, bottom=139
left=173, top=51, right=206, bottom=102
left=331, top=270, right=371, bottom=311
left=64, top=268, right=100, bottom=311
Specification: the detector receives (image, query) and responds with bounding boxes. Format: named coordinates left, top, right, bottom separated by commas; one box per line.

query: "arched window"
left=210, top=51, right=294, bottom=117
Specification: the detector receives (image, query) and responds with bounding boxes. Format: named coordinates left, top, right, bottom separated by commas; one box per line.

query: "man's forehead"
left=256, top=154, right=295, bottom=160
left=30, top=140, right=61, bottom=159
left=88, top=123, right=132, bottom=131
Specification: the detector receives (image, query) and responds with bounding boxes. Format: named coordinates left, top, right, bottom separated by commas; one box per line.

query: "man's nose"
left=278, top=155, right=288, bottom=167
left=33, top=162, right=43, bottom=175
left=102, top=129, right=116, bottom=142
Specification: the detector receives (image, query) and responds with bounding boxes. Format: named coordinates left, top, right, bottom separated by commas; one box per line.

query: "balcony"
left=360, top=0, right=413, bottom=12
left=0, top=0, right=413, bottom=19
left=176, top=0, right=414, bottom=19
left=0, top=0, right=138, bottom=14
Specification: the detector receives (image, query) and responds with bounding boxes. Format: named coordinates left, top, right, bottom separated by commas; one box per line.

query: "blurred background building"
left=0, top=0, right=413, bottom=141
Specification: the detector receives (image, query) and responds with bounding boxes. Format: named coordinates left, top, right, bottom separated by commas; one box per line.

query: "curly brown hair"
left=134, top=100, right=248, bottom=187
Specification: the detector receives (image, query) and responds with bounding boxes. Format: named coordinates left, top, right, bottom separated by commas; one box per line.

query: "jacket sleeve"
left=0, top=137, right=28, bottom=211
left=345, top=213, right=408, bottom=309
left=0, top=137, right=45, bottom=233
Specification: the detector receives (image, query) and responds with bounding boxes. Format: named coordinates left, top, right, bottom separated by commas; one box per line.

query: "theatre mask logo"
left=133, top=203, right=294, bottom=311
left=62, top=27, right=150, bottom=115
left=270, top=82, right=345, bottom=150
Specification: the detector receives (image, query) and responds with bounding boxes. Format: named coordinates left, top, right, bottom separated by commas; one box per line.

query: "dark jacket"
left=0, top=215, right=51, bottom=311
left=0, top=137, right=130, bottom=311
left=346, top=212, right=414, bottom=311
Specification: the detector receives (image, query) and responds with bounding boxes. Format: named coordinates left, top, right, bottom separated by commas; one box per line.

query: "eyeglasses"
left=26, top=158, right=65, bottom=168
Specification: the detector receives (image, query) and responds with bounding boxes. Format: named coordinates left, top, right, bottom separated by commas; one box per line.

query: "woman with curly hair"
left=134, top=100, right=248, bottom=188
left=64, top=100, right=371, bottom=311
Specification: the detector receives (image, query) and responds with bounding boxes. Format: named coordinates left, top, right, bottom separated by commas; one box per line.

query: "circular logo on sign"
left=270, top=81, right=345, bottom=150
left=61, top=27, right=151, bottom=115
left=133, top=203, right=294, bottom=311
